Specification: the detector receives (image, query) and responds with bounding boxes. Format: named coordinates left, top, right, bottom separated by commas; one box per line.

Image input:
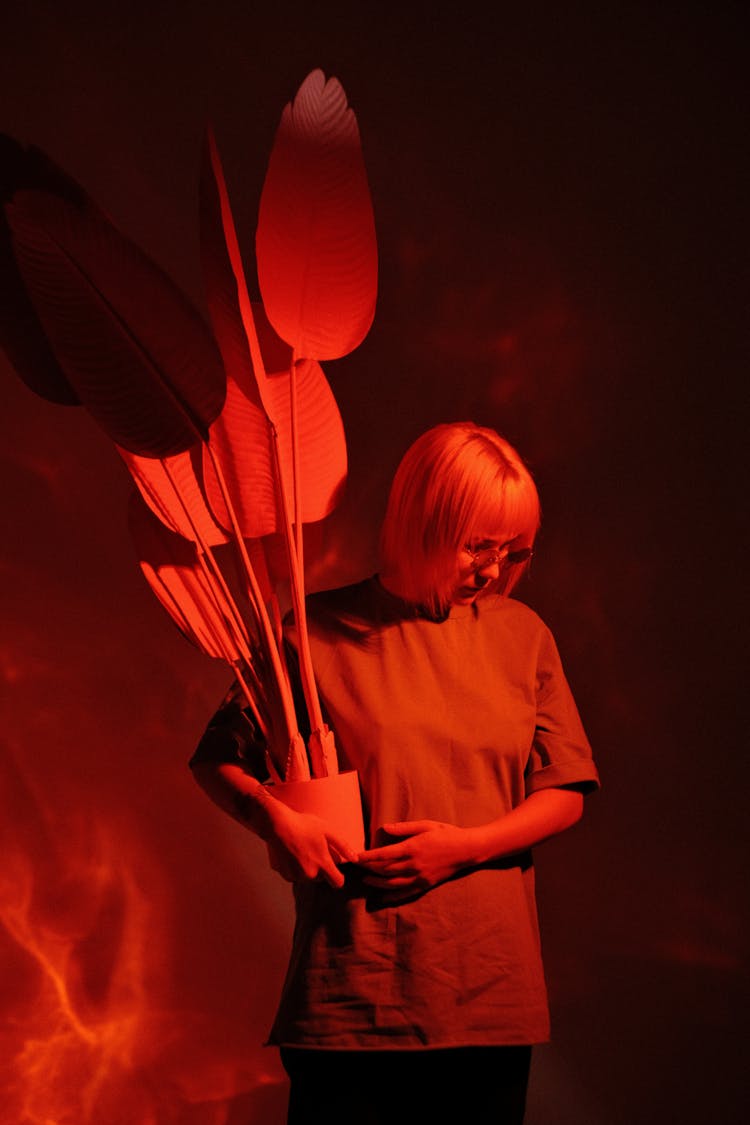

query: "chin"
left=452, top=588, right=480, bottom=604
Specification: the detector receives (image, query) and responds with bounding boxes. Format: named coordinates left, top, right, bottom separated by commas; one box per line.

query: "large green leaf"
left=128, top=490, right=243, bottom=663
left=256, top=69, right=377, bottom=361
left=7, top=189, right=226, bottom=456
left=0, top=134, right=82, bottom=404
left=118, top=444, right=229, bottom=546
left=200, top=132, right=347, bottom=537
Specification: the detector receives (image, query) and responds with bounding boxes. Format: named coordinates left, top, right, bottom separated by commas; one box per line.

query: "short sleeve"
left=524, top=627, right=600, bottom=796
left=189, top=680, right=270, bottom=781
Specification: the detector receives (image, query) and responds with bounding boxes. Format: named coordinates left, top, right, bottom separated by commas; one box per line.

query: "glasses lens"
left=465, top=543, right=533, bottom=567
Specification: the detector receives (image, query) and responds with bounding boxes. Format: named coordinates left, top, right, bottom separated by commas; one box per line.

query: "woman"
left=191, top=422, right=599, bottom=1124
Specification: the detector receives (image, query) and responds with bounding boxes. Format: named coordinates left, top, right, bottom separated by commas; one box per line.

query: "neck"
left=376, top=569, right=407, bottom=600
left=375, top=571, right=452, bottom=622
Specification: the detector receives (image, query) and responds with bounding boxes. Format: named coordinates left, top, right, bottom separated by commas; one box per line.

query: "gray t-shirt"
left=194, top=577, right=599, bottom=1049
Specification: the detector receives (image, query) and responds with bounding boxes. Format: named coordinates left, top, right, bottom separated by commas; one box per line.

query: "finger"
left=322, top=840, right=350, bottom=888
left=321, top=860, right=345, bottom=889
left=326, top=834, right=359, bottom=865
left=357, top=842, right=410, bottom=863
left=381, top=820, right=436, bottom=836
left=362, top=874, right=416, bottom=889
left=360, top=855, right=418, bottom=875
left=357, top=858, right=412, bottom=874
left=359, top=861, right=415, bottom=878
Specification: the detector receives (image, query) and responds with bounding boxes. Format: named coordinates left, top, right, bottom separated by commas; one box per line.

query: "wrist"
left=234, top=783, right=283, bottom=841
left=460, top=824, right=492, bottom=867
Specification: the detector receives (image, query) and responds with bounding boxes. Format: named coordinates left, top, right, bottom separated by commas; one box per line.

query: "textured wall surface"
left=1, top=5, right=746, bottom=1122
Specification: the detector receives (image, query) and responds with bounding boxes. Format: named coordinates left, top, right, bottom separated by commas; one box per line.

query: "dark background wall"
left=1, top=3, right=746, bottom=1122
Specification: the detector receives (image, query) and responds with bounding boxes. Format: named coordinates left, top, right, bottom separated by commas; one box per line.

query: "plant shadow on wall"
left=0, top=743, right=290, bottom=1122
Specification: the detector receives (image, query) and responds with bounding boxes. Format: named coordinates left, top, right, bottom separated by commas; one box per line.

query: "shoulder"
left=479, top=594, right=550, bottom=636
left=283, top=578, right=383, bottom=646
left=477, top=596, right=563, bottom=665
left=306, top=578, right=376, bottom=616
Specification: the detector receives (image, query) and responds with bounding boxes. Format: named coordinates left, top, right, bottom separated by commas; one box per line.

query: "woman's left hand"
left=357, top=820, right=474, bottom=897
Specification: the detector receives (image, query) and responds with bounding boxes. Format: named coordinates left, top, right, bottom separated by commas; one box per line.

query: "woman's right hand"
left=264, top=799, right=357, bottom=888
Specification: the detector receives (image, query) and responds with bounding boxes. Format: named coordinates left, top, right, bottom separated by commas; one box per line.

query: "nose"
left=474, top=559, right=501, bottom=584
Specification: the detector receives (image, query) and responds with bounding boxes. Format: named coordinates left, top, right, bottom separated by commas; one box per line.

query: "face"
left=449, top=534, right=518, bottom=605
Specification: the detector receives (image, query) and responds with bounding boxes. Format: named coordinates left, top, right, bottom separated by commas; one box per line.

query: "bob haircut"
left=379, top=422, right=540, bottom=615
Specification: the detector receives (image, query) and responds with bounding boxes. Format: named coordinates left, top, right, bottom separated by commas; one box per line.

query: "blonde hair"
left=379, top=422, right=540, bottom=614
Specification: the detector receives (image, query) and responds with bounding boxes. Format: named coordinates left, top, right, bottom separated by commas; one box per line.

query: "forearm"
left=359, top=788, right=585, bottom=895
left=462, top=787, right=584, bottom=867
left=191, top=760, right=357, bottom=886
left=191, top=760, right=280, bottom=840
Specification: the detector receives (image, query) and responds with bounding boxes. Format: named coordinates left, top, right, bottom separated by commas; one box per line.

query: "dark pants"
left=281, top=1044, right=532, bottom=1125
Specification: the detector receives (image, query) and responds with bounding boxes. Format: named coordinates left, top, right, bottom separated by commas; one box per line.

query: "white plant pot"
left=268, top=769, right=365, bottom=851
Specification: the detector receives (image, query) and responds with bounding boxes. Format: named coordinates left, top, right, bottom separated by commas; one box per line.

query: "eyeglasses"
left=464, top=542, right=534, bottom=569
